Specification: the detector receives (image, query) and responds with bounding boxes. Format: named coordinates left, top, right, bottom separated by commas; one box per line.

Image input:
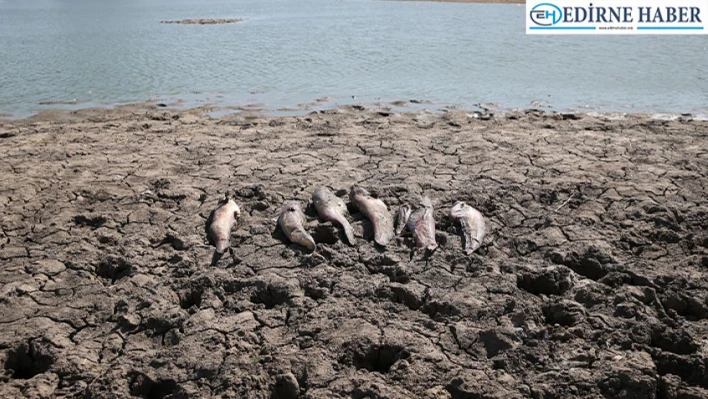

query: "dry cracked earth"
left=0, top=105, right=706, bottom=399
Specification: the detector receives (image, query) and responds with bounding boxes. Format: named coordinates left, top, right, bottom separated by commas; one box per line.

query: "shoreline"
left=2, top=99, right=707, bottom=124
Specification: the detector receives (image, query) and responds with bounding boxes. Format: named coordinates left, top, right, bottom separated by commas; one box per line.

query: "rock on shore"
left=161, top=18, right=244, bottom=25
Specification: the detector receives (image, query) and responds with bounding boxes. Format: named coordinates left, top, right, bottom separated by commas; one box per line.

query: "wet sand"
left=0, top=105, right=706, bottom=398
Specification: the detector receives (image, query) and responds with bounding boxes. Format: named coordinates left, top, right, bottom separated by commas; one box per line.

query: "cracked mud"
left=0, top=106, right=706, bottom=398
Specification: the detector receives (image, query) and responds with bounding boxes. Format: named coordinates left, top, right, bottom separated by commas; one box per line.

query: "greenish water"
left=0, top=0, right=706, bottom=117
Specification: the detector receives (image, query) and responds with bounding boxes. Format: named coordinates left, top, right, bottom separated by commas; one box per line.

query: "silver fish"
left=278, top=201, right=316, bottom=251
left=406, top=196, right=437, bottom=250
left=349, top=186, right=394, bottom=246
left=312, top=186, right=356, bottom=245
left=394, top=203, right=412, bottom=235
left=207, top=194, right=241, bottom=253
left=450, top=201, right=486, bottom=254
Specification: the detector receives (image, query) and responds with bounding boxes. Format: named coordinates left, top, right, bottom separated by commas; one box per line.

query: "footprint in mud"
left=178, top=288, right=203, bottom=310
left=73, top=214, right=107, bottom=229
left=341, top=340, right=410, bottom=374
left=95, top=256, right=133, bottom=284
left=128, top=372, right=186, bottom=399
left=250, top=282, right=297, bottom=309
left=516, top=266, right=573, bottom=296
left=4, top=339, right=56, bottom=380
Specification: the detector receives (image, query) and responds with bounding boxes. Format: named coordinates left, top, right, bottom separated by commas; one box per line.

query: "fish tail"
left=463, top=232, right=481, bottom=254
left=339, top=218, right=357, bottom=245
left=215, top=239, right=229, bottom=253
left=413, top=232, right=435, bottom=250
left=291, top=228, right=316, bottom=251
left=374, top=227, right=394, bottom=247
left=376, top=214, right=395, bottom=246
left=210, top=250, right=224, bottom=266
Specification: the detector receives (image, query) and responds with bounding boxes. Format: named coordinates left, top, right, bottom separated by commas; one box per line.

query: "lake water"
left=1, top=0, right=707, bottom=117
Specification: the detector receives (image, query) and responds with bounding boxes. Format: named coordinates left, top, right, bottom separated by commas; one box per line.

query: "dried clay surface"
left=0, top=106, right=706, bottom=399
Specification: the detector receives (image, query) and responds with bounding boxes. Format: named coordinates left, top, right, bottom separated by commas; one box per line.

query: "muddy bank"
left=0, top=105, right=706, bottom=398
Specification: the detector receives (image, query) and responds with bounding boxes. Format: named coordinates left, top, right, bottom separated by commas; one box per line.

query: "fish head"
left=450, top=201, right=468, bottom=217
left=349, top=186, right=370, bottom=201
left=217, top=191, right=232, bottom=205
left=282, top=201, right=302, bottom=213
left=313, top=186, right=329, bottom=200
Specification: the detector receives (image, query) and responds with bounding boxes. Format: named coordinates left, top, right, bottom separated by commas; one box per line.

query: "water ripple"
left=0, top=0, right=706, bottom=116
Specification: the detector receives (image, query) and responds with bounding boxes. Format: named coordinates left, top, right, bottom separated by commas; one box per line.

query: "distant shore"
left=160, top=18, right=244, bottom=25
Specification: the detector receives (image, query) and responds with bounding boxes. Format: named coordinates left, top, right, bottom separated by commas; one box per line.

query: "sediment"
left=0, top=105, right=706, bottom=398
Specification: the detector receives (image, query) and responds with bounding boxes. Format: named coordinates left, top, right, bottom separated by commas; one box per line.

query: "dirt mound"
left=0, top=106, right=706, bottom=398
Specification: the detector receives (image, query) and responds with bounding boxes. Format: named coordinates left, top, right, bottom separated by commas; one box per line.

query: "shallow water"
left=0, top=0, right=707, bottom=117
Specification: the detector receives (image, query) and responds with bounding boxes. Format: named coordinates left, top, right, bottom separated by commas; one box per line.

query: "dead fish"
left=278, top=201, right=316, bottom=251
left=312, top=186, right=355, bottom=245
left=207, top=193, right=241, bottom=253
left=450, top=201, right=486, bottom=254
left=406, top=196, right=437, bottom=250
left=394, top=203, right=412, bottom=235
left=349, top=186, right=394, bottom=246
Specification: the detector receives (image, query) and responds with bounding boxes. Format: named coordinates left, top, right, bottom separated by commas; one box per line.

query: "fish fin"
left=394, top=206, right=411, bottom=235
left=424, top=244, right=438, bottom=258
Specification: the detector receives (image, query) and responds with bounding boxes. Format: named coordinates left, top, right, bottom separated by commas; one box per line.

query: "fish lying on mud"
left=349, top=186, right=394, bottom=246
left=312, top=186, right=356, bottom=245
left=406, top=196, right=438, bottom=251
left=278, top=201, right=316, bottom=251
left=394, top=203, right=412, bottom=235
left=207, top=193, right=241, bottom=254
left=450, top=201, right=486, bottom=254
